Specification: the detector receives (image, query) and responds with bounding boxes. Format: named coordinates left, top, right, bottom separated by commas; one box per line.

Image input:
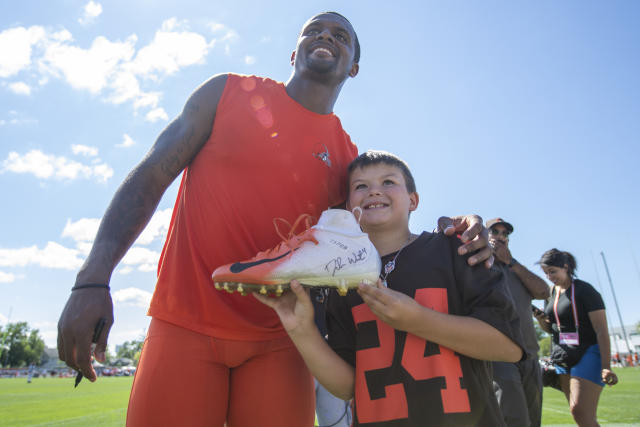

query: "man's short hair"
left=347, top=150, right=416, bottom=194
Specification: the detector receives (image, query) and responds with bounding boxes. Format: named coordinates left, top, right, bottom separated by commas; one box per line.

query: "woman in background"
left=535, top=248, right=617, bottom=427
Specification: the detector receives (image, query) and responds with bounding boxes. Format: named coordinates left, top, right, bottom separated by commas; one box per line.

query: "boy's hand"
left=437, top=215, right=493, bottom=268
left=253, top=280, right=315, bottom=336
left=357, top=280, right=420, bottom=332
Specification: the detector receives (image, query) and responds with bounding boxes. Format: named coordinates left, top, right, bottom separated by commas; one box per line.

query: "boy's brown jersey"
left=326, top=232, right=524, bottom=426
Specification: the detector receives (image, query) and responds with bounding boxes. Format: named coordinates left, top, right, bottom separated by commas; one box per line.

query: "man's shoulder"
left=225, top=73, right=282, bottom=89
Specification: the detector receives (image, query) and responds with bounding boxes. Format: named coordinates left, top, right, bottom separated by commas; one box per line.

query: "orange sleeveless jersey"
left=148, top=74, right=358, bottom=341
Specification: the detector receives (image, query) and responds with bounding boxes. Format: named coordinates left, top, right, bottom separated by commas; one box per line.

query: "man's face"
left=489, top=224, right=510, bottom=248
left=292, top=14, right=358, bottom=80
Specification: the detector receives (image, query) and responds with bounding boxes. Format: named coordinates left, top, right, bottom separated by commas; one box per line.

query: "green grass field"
left=0, top=369, right=638, bottom=426
left=0, top=376, right=133, bottom=426
left=541, top=367, right=640, bottom=426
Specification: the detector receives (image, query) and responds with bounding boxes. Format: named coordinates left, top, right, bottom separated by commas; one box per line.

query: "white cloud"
left=1, top=20, right=234, bottom=118
left=2, top=149, right=113, bottom=182
left=207, top=22, right=225, bottom=33
left=0, top=26, right=45, bottom=78
left=61, top=208, right=170, bottom=248
left=0, top=115, right=38, bottom=126
left=121, top=247, right=159, bottom=272
left=79, top=1, right=103, bottom=26
left=0, top=312, right=8, bottom=325
left=221, top=30, right=238, bottom=42
left=117, top=134, right=135, bottom=148
left=244, top=56, right=256, bottom=65
left=40, top=35, right=137, bottom=94
left=132, top=92, right=160, bottom=109
left=0, top=271, right=16, bottom=283
left=8, top=81, right=31, bottom=95
left=92, top=163, right=114, bottom=181
left=136, top=208, right=172, bottom=245
left=128, top=19, right=210, bottom=79
left=145, top=108, right=168, bottom=122
left=75, top=241, right=93, bottom=257
left=0, top=242, right=83, bottom=270
left=113, top=287, right=152, bottom=308
left=62, top=217, right=100, bottom=243
left=71, top=144, right=99, bottom=157
left=118, top=266, right=134, bottom=275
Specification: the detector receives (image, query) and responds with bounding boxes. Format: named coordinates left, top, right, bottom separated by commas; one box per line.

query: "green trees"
left=116, top=339, right=144, bottom=365
left=0, top=322, right=46, bottom=367
left=535, top=320, right=551, bottom=357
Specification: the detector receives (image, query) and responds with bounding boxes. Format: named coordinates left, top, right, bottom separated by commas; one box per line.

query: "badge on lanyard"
left=559, top=332, right=579, bottom=345
left=554, top=282, right=580, bottom=346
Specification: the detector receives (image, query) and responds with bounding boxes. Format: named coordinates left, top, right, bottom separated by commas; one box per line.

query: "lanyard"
left=553, top=282, right=579, bottom=332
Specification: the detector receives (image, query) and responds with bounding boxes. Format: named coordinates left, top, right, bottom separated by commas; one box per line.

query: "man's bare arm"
left=510, top=262, right=551, bottom=300
left=492, top=240, right=550, bottom=300
left=58, top=74, right=228, bottom=382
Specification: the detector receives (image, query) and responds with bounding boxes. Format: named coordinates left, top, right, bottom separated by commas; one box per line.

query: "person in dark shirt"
left=257, top=150, right=524, bottom=426
left=487, top=217, right=550, bottom=427
left=535, top=248, right=618, bottom=427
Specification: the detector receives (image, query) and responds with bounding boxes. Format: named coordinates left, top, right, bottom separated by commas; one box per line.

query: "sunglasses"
left=489, top=229, right=510, bottom=238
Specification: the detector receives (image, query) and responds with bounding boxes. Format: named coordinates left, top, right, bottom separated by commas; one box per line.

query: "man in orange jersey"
left=57, top=12, right=492, bottom=426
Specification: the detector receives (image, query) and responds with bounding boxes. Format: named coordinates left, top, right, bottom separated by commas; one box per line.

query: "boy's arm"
left=253, top=281, right=355, bottom=400
left=358, top=281, right=522, bottom=362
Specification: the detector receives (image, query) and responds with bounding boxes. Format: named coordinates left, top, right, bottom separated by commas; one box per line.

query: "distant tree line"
left=0, top=322, right=45, bottom=368
left=115, top=339, right=145, bottom=366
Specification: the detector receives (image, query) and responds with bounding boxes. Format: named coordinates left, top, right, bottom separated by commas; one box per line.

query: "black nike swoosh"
left=230, top=250, right=293, bottom=273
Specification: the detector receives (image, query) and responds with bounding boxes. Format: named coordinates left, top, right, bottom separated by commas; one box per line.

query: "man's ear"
left=409, top=192, right=419, bottom=212
left=349, top=62, right=359, bottom=78
left=290, top=51, right=296, bottom=66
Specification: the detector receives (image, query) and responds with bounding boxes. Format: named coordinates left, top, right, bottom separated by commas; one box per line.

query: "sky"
left=1, top=1, right=639, bottom=353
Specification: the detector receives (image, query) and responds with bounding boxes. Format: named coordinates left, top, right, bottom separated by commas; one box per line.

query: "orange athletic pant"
left=126, top=318, right=315, bottom=427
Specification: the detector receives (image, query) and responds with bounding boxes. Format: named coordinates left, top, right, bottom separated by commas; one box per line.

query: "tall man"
left=57, top=12, right=491, bottom=426
left=487, top=218, right=551, bottom=427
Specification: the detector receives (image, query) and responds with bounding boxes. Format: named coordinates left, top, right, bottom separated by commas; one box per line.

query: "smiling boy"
left=257, top=150, right=524, bottom=426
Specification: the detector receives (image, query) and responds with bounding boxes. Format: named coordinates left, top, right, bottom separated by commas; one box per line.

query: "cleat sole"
left=212, top=274, right=379, bottom=297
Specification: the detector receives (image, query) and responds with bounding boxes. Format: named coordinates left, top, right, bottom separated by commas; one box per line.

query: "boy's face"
left=347, top=163, right=418, bottom=230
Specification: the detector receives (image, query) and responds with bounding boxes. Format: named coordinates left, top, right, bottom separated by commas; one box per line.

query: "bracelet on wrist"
left=72, top=283, right=110, bottom=291
left=508, top=258, right=518, bottom=268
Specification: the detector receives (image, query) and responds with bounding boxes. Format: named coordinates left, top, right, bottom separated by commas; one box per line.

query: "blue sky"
left=1, top=1, right=639, bottom=351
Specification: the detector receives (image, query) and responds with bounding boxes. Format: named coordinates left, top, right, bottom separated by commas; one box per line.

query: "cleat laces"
left=258, top=213, right=319, bottom=259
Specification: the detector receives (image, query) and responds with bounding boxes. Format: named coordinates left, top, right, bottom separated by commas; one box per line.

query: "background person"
left=487, top=218, right=550, bottom=427
left=536, top=248, right=618, bottom=427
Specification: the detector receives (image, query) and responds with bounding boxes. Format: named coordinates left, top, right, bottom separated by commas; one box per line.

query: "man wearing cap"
left=487, top=218, right=550, bottom=427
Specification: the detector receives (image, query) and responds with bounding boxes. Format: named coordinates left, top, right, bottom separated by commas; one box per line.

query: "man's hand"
left=437, top=215, right=493, bottom=268
left=253, top=280, right=316, bottom=336
left=57, top=288, right=113, bottom=382
left=357, top=280, right=421, bottom=332
left=491, top=239, right=513, bottom=265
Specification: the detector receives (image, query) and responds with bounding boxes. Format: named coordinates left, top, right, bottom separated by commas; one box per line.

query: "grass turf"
left=0, top=368, right=638, bottom=426
left=541, top=367, right=640, bottom=426
left=0, top=376, right=133, bottom=426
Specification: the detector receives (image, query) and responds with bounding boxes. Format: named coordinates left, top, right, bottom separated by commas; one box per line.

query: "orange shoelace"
left=257, top=213, right=319, bottom=258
